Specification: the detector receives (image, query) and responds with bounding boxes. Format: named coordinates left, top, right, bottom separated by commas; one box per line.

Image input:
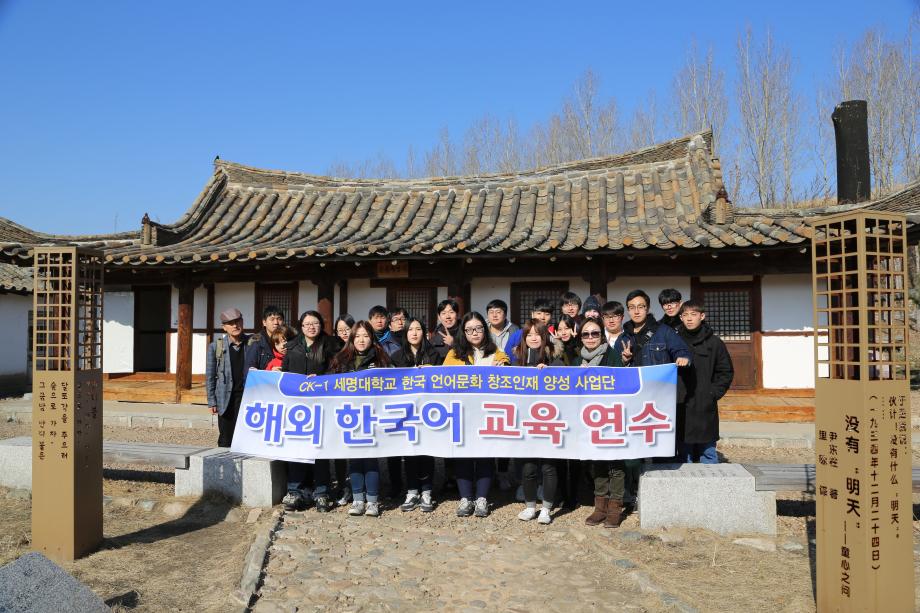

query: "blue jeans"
left=349, top=458, right=380, bottom=502
left=678, top=441, right=719, bottom=464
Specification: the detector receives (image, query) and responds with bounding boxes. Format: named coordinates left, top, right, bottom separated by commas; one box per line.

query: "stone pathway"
left=252, top=499, right=665, bottom=612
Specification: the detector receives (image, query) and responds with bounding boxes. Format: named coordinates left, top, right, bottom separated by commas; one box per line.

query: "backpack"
left=215, top=334, right=258, bottom=372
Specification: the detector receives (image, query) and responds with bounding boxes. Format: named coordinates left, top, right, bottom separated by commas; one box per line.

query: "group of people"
left=205, top=287, right=734, bottom=527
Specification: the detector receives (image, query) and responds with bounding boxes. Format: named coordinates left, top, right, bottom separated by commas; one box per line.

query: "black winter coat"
left=282, top=334, right=342, bottom=376
left=430, top=323, right=460, bottom=360
left=391, top=344, right=444, bottom=367
left=676, top=323, right=734, bottom=443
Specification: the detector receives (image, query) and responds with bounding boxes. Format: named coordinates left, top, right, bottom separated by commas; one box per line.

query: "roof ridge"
left=214, top=131, right=713, bottom=187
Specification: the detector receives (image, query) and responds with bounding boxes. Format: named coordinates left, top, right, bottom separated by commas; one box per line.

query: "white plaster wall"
left=169, top=285, right=208, bottom=329
left=297, top=281, right=319, bottom=320
left=762, top=335, right=815, bottom=388
left=0, top=294, right=30, bottom=375
left=348, top=278, right=386, bottom=322
left=213, top=283, right=255, bottom=329
left=437, top=287, right=448, bottom=303
left=169, top=332, right=208, bottom=374
left=762, top=274, right=813, bottom=331
left=103, top=291, right=134, bottom=373
left=606, top=276, right=692, bottom=323
left=469, top=277, right=589, bottom=321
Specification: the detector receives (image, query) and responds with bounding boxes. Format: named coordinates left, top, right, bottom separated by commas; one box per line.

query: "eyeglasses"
left=464, top=326, right=485, bottom=334
left=627, top=304, right=648, bottom=312
left=580, top=330, right=601, bottom=339
left=602, top=313, right=623, bottom=319
left=302, top=322, right=321, bottom=328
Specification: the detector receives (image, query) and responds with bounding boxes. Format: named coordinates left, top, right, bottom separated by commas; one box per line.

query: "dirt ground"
left=1, top=419, right=919, bottom=611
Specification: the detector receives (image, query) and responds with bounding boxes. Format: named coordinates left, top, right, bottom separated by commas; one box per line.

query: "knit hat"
left=581, top=295, right=601, bottom=315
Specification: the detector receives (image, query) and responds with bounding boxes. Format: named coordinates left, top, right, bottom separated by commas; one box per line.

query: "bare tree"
left=833, top=21, right=919, bottom=195
left=735, top=27, right=800, bottom=207
left=627, top=91, right=663, bottom=151
left=424, top=126, right=459, bottom=177
left=671, top=41, right=729, bottom=152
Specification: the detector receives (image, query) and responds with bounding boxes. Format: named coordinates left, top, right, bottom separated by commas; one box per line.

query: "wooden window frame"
left=510, top=281, right=569, bottom=327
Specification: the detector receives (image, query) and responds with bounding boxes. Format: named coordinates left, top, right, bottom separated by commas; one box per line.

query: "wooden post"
left=316, top=277, right=334, bottom=334
left=175, top=282, right=194, bottom=396
left=31, top=247, right=104, bottom=562
left=589, top=258, right=608, bottom=298
left=447, top=261, right=468, bottom=315
left=338, top=278, right=348, bottom=316
left=811, top=211, right=913, bottom=611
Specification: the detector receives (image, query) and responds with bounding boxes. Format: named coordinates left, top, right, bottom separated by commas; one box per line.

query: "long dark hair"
left=513, top=319, right=555, bottom=365
left=334, top=313, right=355, bottom=335
left=451, top=311, right=498, bottom=363
left=329, top=320, right=392, bottom=373
left=400, top=317, right=433, bottom=354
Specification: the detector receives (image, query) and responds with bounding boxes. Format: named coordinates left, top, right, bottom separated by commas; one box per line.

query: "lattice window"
left=813, top=214, right=908, bottom=381
left=510, top=282, right=568, bottom=327
left=387, top=287, right=437, bottom=329
left=703, top=290, right=752, bottom=342
left=33, top=248, right=103, bottom=372
left=255, top=283, right=297, bottom=328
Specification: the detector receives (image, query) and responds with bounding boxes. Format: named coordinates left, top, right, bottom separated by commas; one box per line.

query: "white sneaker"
left=537, top=508, right=552, bottom=525
left=518, top=507, right=538, bottom=521
left=420, top=491, right=435, bottom=513
left=474, top=497, right=490, bottom=517
left=337, top=486, right=352, bottom=506
left=348, top=501, right=366, bottom=516
left=365, top=501, right=380, bottom=517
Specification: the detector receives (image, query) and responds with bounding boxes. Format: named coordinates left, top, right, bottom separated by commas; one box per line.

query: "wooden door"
left=693, top=280, right=760, bottom=390
left=134, top=286, right=171, bottom=372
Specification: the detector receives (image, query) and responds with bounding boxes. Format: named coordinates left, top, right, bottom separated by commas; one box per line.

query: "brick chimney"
left=831, top=100, right=871, bottom=204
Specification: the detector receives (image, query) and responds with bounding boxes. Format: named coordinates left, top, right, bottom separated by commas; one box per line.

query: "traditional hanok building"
left=1, top=130, right=917, bottom=411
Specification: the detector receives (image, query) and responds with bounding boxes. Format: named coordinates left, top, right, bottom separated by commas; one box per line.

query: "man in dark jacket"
left=657, top=288, right=683, bottom=331
left=430, top=298, right=461, bottom=359
left=206, top=308, right=256, bottom=447
left=245, top=305, right=286, bottom=371
left=368, top=305, right=401, bottom=356
left=614, top=290, right=691, bottom=368
left=676, top=300, right=734, bottom=464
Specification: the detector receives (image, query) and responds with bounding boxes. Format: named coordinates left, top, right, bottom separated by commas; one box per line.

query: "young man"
left=600, top=301, right=625, bottom=347
left=503, top=299, right=560, bottom=358
left=368, top=305, right=401, bottom=356
left=486, top=299, right=519, bottom=350
left=658, top=288, right=683, bottom=331
left=245, top=305, right=285, bottom=371
left=430, top=298, right=461, bottom=360
left=560, top=291, right=582, bottom=319
left=205, top=308, right=256, bottom=447
left=676, top=300, right=734, bottom=464
left=614, top=290, right=691, bottom=368
left=389, top=307, right=409, bottom=344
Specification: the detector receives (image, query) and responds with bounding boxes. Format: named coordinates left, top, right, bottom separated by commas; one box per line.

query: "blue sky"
left=0, top=1, right=914, bottom=234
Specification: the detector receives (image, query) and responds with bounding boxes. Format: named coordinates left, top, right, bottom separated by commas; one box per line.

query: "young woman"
left=554, top=314, right=580, bottom=366
left=281, top=311, right=343, bottom=512
left=391, top=318, right=443, bottom=512
left=572, top=317, right=626, bottom=528
left=513, top=320, right=561, bottom=525
left=334, top=314, right=356, bottom=345
left=265, top=326, right=296, bottom=371
left=329, top=320, right=393, bottom=517
left=444, top=312, right=509, bottom=517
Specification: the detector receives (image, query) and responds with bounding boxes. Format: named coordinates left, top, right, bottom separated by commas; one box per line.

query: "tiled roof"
left=0, top=216, right=137, bottom=263
left=4, top=132, right=915, bottom=267
left=0, top=263, right=32, bottom=293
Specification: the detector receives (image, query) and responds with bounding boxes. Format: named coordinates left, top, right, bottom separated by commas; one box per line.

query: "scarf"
left=375, top=329, right=392, bottom=345
left=579, top=342, right=609, bottom=366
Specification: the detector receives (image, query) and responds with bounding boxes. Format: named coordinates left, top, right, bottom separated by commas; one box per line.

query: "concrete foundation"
left=639, top=463, right=776, bottom=536
left=0, top=437, right=31, bottom=490
left=174, top=449, right=285, bottom=508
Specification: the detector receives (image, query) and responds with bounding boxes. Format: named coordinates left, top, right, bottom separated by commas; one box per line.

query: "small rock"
left=137, top=500, right=156, bottom=512
left=111, top=497, right=136, bottom=508
left=733, top=537, right=776, bottom=553
left=102, top=495, right=113, bottom=507
left=161, top=501, right=190, bottom=518
left=614, top=559, right=637, bottom=569
left=468, top=600, right=487, bottom=608
left=782, top=542, right=805, bottom=552
left=247, top=508, right=262, bottom=523
left=619, top=530, right=648, bottom=543
left=225, top=508, right=244, bottom=523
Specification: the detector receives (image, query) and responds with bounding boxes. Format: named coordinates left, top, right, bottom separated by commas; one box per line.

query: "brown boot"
left=604, top=499, right=624, bottom=528
left=585, top=496, right=607, bottom=526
